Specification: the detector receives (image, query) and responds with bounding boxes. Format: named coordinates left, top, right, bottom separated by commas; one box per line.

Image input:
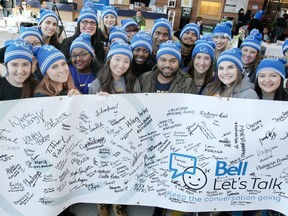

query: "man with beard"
left=179, top=23, right=200, bottom=68
left=139, top=40, right=197, bottom=94
left=150, top=18, right=173, bottom=66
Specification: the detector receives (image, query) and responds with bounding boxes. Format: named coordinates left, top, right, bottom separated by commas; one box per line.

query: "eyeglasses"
left=126, top=29, right=139, bottom=33
left=70, top=52, right=90, bottom=60
left=21, top=3, right=27, bottom=5
left=27, top=41, right=42, bottom=47
left=81, top=20, right=97, bottom=26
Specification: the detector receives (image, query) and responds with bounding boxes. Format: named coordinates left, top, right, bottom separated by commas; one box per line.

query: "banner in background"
left=0, top=94, right=287, bottom=216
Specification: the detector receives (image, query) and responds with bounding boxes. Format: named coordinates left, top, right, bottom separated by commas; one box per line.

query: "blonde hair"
left=100, top=18, right=118, bottom=40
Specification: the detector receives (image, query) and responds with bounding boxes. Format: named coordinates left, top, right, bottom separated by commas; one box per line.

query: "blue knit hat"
left=217, top=48, right=243, bottom=71
left=4, top=39, right=33, bottom=65
left=256, top=58, right=287, bottom=79
left=70, top=33, right=95, bottom=58
left=19, top=26, right=43, bottom=45
left=38, top=9, right=58, bottom=25
left=109, top=26, right=128, bottom=44
left=151, top=18, right=172, bottom=39
left=240, top=29, right=262, bottom=51
left=212, top=21, right=233, bottom=40
left=156, top=40, right=181, bottom=62
left=201, top=33, right=213, bottom=41
left=121, top=19, right=139, bottom=30
left=282, top=39, right=288, bottom=56
left=254, top=10, right=265, bottom=20
left=180, top=23, right=200, bottom=40
left=131, top=31, right=153, bottom=54
left=106, top=39, right=133, bottom=62
left=192, top=39, right=216, bottom=60
left=33, top=45, right=66, bottom=75
left=101, top=6, right=118, bottom=20
left=77, top=1, right=98, bottom=25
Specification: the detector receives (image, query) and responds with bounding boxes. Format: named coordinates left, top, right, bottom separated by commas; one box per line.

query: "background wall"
left=58, top=0, right=266, bottom=30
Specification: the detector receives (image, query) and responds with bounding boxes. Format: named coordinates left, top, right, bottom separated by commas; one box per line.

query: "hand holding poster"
left=0, top=94, right=287, bottom=215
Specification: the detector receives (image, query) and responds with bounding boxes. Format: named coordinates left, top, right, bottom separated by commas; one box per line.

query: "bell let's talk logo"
left=214, top=161, right=282, bottom=190
left=169, top=155, right=282, bottom=191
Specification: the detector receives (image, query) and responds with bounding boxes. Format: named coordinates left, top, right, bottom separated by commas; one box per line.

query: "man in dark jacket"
left=139, top=40, right=197, bottom=94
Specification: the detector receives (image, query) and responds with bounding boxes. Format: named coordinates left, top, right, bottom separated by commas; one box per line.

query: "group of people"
left=0, top=1, right=288, bottom=216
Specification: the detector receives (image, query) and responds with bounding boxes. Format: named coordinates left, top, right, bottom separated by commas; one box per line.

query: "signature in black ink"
left=38, top=197, right=55, bottom=205
left=23, top=171, right=42, bottom=187
left=79, top=111, right=91, bottom=123
left=44, top=112, right=71, bottom=130
left=280, top=132, right=288, bottom=140
left=0, top=128, right=18, bottom=144
left=131, top=151, right=145, bottom=167
left=259, top=128, right=277, bottom=145
left=9, top=110, right=44, bottom=129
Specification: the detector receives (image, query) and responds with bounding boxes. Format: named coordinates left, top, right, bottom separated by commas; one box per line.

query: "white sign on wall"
left=224, top=0, right=248, bottom=13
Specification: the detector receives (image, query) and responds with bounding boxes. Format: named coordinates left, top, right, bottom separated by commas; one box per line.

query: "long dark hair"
left=22, top=74, right=38, bottom=98
left=73, top=23, right=106, bottom=63
left=187, top=55, right=214, bottom=91
left=97, top=57, right=136, bottom=94
left=5, top=63, right=37, bottom=98
left=255, top=77, right=288, bottom=101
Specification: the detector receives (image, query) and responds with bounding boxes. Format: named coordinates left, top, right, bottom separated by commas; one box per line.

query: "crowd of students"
left=0, top=1, right=287, bottom=216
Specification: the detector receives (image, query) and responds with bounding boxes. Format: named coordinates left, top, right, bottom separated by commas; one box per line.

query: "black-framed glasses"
left=70, top=52, right=90, bottom=60
left=27, top=41, right=42, bottom=47
left=81, top=20, right=97, bottom=26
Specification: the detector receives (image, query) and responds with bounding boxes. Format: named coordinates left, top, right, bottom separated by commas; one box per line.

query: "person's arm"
left=88, top=78, right=101, bottom=94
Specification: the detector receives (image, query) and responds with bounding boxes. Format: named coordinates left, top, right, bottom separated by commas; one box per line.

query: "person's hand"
left=67, top=89, right=81, bottom=96
left=96, top=91, right=110, bottom=96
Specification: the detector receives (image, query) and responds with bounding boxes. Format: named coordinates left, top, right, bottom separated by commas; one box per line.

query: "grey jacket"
left=231, top=75, right=259, bottom=99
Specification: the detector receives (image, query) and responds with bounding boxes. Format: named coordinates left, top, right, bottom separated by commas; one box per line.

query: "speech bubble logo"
left=169, top=153, right=197, bottom=179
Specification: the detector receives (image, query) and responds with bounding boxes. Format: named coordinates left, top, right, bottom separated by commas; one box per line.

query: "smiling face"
left=218, top=61, right=238, bottom=87
left=125, top=25, right=139, bottom=42
left=213, top=35, right=229, bottom=51
left=133, top=46, right=150, bottom=65
left=182, top=167, right=207, bottom=190
left=6, top=59, right=32, bottom=87
left=257, top=70, right=281, bottom=96
left=153, top=27, right=169, bottom=47
left=110, top=54, right=130, bottom=80
left=23, top=35, right=42, bottom=47
left=103, top=14, right=117, bottom=28
left=181, top=30, right=198, bottom=46
left=157, top=54, right=179, bottom=80
left=39, top=16, right=58, bottom=38
left=193, top=53, right=212, bottom=74
left=46, top=59, right=69, bottom=88
left=80, top=18, right=97, bottom=35
left=71, top=47, right=92, bottom=73
left=241, top=46, right=258, bottom=65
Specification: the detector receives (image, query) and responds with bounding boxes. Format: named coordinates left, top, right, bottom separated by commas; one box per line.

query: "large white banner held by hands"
left=0, top=94, right=287, bottom=216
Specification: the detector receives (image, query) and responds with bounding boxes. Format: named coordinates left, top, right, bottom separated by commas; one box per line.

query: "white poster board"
left=0, top=94, right=287, bottom=216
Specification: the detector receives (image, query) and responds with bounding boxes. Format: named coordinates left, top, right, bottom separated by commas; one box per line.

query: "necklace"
left=77, top=71, right=92, bottom=87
